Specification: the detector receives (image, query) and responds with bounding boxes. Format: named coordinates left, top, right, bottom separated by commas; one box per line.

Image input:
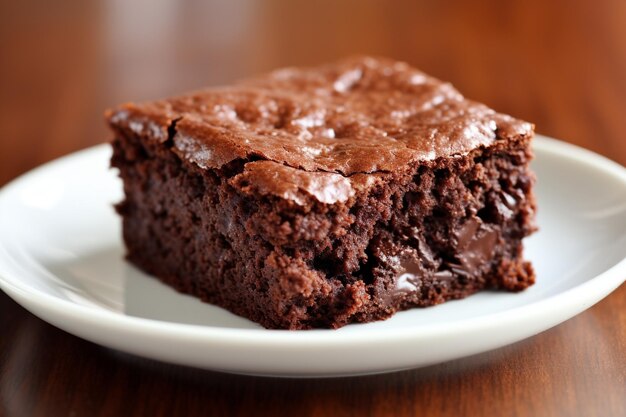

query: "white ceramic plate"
left=0, top=136, right=625, bottom=377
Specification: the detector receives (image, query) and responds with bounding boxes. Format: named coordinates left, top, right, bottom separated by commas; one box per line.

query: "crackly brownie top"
left=108, top=56, right=533, bottom=204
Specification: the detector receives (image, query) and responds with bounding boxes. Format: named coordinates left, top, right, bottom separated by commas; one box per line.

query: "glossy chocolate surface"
left=108, top=57, right=533, bottom=205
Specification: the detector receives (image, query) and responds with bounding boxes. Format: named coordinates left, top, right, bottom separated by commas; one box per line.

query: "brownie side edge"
left=109, top=113, right=536, bottom=329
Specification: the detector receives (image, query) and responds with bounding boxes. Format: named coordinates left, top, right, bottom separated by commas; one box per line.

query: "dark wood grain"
left=0, top=1, right=625, bottom=416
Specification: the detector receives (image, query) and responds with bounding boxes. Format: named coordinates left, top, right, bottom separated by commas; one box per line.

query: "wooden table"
left=1, top=1, right=624, bottom=416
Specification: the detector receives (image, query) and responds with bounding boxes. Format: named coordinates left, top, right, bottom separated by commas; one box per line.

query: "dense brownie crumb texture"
left=108, top=56, right=537, bottom=329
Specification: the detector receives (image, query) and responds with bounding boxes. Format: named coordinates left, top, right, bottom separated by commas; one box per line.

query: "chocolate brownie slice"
left=108, top=56, right=536, bottom=329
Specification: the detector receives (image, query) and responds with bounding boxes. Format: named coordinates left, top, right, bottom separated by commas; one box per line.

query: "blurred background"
left=0, top=0, right=625, bottom=183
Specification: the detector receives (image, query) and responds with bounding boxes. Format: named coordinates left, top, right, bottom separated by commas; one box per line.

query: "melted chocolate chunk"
left=433, top=270, right=455, bottom=283
left=395, top=251, right=424, bottom=293
left=448, top=216, right=500, bottom=275
left=456, top=216, right=481, bottom=248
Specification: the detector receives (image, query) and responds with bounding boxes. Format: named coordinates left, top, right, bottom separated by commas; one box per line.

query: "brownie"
left=107, top=56, right=537, bottom=329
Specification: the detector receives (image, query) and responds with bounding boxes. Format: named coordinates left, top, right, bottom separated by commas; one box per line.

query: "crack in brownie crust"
left=108, top=56, right=537, bottom=329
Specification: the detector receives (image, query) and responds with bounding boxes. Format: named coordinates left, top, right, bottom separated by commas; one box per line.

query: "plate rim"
left=0, top=135, right=625, bottom=348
